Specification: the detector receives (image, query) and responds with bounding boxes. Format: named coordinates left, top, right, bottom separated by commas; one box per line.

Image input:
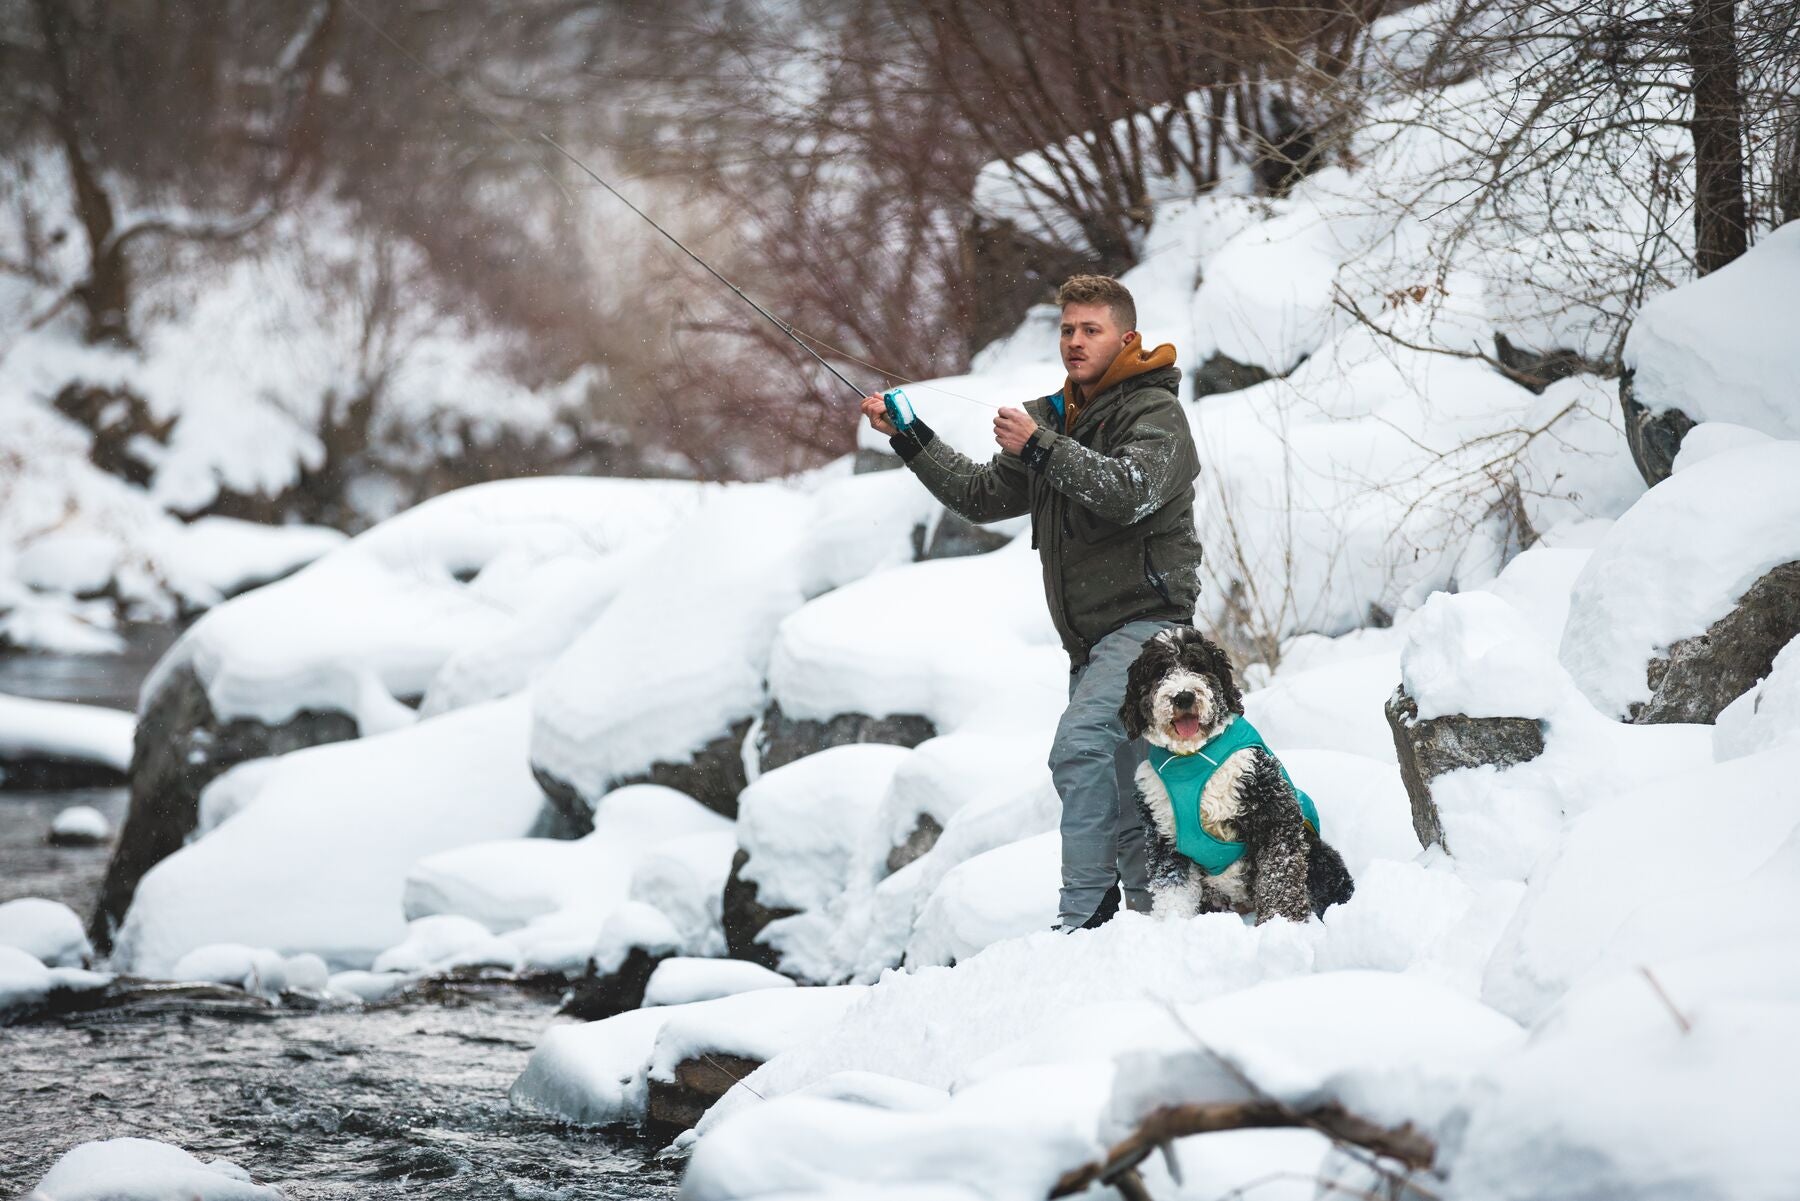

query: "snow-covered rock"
left=0, top=898, right=93, bottom=968
left=725, top=743, right=911, bottom=977
left=25, top=1137, right=283, bottom=1201
left=168, top=943, right=329, bottom=997
left=1561, top=440, right=1800, bottom=721
left=643, top=958, right=796, bottom=1008
left=0, top=692, right=132, bottom=790
left=1715, top=636, right=1800, bottom=760
left=370, top=915, right=519, bottom=976
left=112, top=694, right=552, bottom=975
left=1623, top=221, right=1800, bottom=457
left=48, top=804, right=112, bottom=846
left=904, top=831, right=1060, bottom=968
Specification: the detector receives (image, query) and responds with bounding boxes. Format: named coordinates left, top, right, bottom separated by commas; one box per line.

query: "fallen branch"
left=1049, top=1100, right=1437, bottom=1198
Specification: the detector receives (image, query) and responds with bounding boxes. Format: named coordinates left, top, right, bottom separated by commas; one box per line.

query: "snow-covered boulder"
left=0, top=693, right=132, bottom=792
left=48, top=804, right=112, bottom=846
left=100, top=476, right=701, bottom=943
left=0, top=898, right=93, bottom=968
left=1560, top=441, right=1800, bottom=722
left=0, top=944, right=109, bottom=1020
left=168, top=944, right=330, bottom=997
left=111, top=695, right=552, bottom=975
left=643, top=958, right=796, bottom=1007
left=1622, top=221, right=1800, bottom=481
left=25, top=1137, right=283, bottom=1201
left=723, top=744, right=910, bottom=977
left=370, top=915, right=519, bottom=976
left=1386, top=592, right=1557, bottom=848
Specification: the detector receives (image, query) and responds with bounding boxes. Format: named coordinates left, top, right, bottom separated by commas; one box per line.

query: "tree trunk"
left=1686, top=0, right=1749, bottom=275
left=32, top=0, right=133, bottom=345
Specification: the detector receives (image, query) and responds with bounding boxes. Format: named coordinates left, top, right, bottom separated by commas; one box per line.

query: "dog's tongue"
left=1174, top=715, right=1202, bottom=740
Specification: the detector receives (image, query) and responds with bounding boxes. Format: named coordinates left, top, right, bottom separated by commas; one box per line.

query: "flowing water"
left=0, top=632, right=680, bottom=1198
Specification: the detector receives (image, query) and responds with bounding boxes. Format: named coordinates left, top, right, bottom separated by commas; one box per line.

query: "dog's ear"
left=1119, top=640, right=1162, bottom=740
left=1202, top=636, right=1245, bottom=714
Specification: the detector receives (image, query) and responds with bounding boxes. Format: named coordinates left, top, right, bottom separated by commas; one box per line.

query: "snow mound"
left=26, top=1137, right=283, bottom=1200
left=113, top=695, right=550, bottom=975
left=0, top=693, right=133, bottom=774
left=1403, top=590, right=1573, bottom=720
left=1715, top=636, right=1800, bottom=761
left=147, top=476, right=705, bottom=733
left=169, top=944, right=329, bottom=997
left=50, top=804, right=112, bottom=844
left=905, top=831, right=1060, bottom=968
left=370, top=915, right=519, bottom=976
left=1561, top=441, right=1800, bottom=717
left=0, top=897, right=92, bottom=968
left=643, top=958, right=795, bottom=1008
left=627, top=830, right=740, bottom=961
left=1623, top=221, right=1800, bottom=440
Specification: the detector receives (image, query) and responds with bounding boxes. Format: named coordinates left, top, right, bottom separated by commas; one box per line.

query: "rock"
left=913, top=512, right=1012, bottom=560
left=1492, top=333, right=1596, bottom=394
left=1191, top=351, right=1275, bottom=398
left=89, top=661, right=358, bottom=950
left=754, top=701, right=935, bottom=775
left=1620, top=369, right=1697, bottom=486
left=886, top=813, right=945, bottom=875
left=559, top=945, right=673, bottom=1020
left=721, top=848, right=796, bottom=971
left=48, top=805, right=112, bottom=846
left=0, top=754, right=126, bottom=793
left=51, top=381, right=170, bottom=488
left=1385, top=686, right=1546, bottom=851
left=534, top=717, right=754, bottom=833
left=1635, top=560, right=1800, bottom=725
left=647, top=1053, right=764, bottom=1136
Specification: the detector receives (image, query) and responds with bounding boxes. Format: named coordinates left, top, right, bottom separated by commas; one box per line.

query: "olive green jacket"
left=892, top=362, right=1202, bottom=663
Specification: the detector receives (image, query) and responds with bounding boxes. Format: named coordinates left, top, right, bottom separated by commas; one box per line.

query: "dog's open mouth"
left=1172, top=715, right=1202, bottom=740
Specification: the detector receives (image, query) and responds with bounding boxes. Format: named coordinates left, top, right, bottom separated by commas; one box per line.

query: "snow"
left=627, top=830, right=741, bottom=961
left=0, top=692, right=133, bottom=774
left=25, top=1137, right=282, bottom=1201
left=403, top=784, right=729, bottom=933
left=168, top=944, right=330, bottom=997
left=50, top=804, right=112, bottom=843
left=0, top=898, right=93, bottom=968
left=1402, top=590, right=1573, bottom=720
left=148, top=516, right=346, bottom=609
left=511, top=986, right=868, bottom=1128
left=904, top=832, right=1059, bottom=968
left=0, top=943, right=56, bottom=1016
left=145, top=476, right=706, bottom=733
left=1672, top=420, right=1775, bottom=472
left=1623, top=220, right=1800, bottom=440
left=112, top=694, right=551, bottom=975
left=16, top=532, right=118, bottom=595
left=1560, top=441, right=1800, bottom=717
left=1715, top=636, right=1800, bottom=760
left=643, top=958, right=796, bottom=1008
left=370, top=915, right=519, bottom=976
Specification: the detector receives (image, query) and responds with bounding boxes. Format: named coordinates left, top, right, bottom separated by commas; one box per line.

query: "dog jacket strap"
left=1146, top=717, right=1320, bottom=873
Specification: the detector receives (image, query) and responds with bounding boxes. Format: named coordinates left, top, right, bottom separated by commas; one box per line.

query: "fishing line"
left=342, top=0, right=1007, bottom=422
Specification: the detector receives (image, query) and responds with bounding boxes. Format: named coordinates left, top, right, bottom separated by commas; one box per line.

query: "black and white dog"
left=1119, top=626, right=1354, bottom=923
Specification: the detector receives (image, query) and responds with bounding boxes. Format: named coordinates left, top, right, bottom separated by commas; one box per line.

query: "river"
left=0, top=630, right=680, bottom=1198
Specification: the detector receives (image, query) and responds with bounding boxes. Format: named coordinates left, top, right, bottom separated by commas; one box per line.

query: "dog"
left=1119, top=626, right=1354, bottom=923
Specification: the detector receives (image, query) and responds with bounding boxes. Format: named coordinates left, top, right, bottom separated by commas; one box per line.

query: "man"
left=861, top=274, right=1203, bottom=930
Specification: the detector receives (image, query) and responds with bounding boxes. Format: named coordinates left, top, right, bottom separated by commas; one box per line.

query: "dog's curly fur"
left=1120, top=626, right=1354, bottom=923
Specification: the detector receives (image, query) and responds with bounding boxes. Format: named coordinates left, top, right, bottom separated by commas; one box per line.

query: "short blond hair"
left=1055, top=274, right=1136, bottom=332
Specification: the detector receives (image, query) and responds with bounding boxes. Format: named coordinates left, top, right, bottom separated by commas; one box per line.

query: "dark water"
left=0, top=632, right=679, bottom=1199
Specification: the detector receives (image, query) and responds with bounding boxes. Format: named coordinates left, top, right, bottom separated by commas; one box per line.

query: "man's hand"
left=994, top=406, right=1037, bottom=456
left=861, top=394, right=898, bottom=437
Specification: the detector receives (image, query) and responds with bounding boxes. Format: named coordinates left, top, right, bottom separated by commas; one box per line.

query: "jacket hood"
left=1066, top=339, right=1178, bottom=428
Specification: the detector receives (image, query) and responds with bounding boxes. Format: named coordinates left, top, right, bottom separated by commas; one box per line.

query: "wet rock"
left=52, top=381, right=171, bottom=488
left=533, top=717, right=754, bottom=833
left=1385, top=686, right=1546, bottom=852
left=1191, top=352, right=1275, bottom=399
left=721, top=849, right=796, bottom=972
left=886, top=813, right=944, bottom=875
left=1635, top=560, right=1800, bottom=725
left=1620, top=369, right=1697, bottom=486
left=754, top=701, right=935, bottom=775
left=646, top=1053, right=763, bottom=1136
left=0, top=755, right=126, bottom=793
left=89, top=660, right=358, bottom=950
left=558, top=946, right=673, bottom=1021
left=913, top=512, right=1012, bottom=560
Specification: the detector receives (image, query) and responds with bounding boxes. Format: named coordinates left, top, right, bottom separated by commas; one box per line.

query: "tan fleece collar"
left=1066, top=338, right=1178, bottom=428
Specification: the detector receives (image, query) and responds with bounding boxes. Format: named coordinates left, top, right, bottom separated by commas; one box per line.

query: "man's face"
left=1060, top=301, right=1134, bottom=387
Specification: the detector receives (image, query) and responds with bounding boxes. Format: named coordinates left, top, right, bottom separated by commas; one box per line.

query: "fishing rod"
left=537, top=133, right=930, bottom=431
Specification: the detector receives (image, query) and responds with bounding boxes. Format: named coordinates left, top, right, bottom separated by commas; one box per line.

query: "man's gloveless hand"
left=861, top=394, right=898, bottom=437
left=994, top=407, right=1037, bottom=456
